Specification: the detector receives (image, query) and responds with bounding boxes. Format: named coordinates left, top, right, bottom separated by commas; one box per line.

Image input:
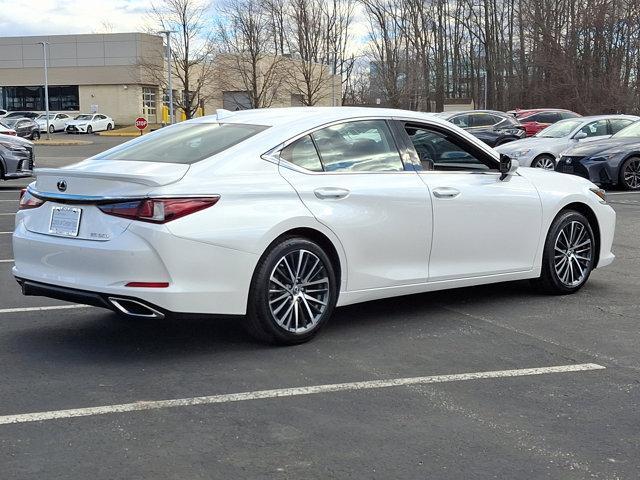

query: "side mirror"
left=574, top=131, right=587, bottom=140
left=499, top=154, right=519, bottom=180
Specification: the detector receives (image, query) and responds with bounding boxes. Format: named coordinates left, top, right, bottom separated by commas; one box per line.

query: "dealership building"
left=0, top=33, right=339, bottom=125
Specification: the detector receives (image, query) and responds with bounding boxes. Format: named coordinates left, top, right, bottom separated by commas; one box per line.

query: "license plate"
left=49, top=206, right=82, bottom=237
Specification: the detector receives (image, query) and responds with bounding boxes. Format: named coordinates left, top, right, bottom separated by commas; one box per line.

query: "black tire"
left=531, top=154, right=556, bottom=170
left=619, top=156, right=640, bottom=190
left=31, top=131, right=40, bottom=140
left=49, top=125, right=55, bottom=134
left=533, top=210, right=595, bottom=294
left=86, top=125, right=93, bottom=134
left=244, top=236, right=338, bottom=345
left=107, top=123, right=113, bottom=131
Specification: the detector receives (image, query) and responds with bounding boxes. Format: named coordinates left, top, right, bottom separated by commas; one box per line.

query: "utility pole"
left=158, top=30, right=176, bottom=124
left=37, top=41, right=50, bottom=140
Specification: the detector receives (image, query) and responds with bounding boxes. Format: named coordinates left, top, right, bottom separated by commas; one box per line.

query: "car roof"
left=187, top=106, right=454, bottom=129
left=559, top=114, right=638, bottom=122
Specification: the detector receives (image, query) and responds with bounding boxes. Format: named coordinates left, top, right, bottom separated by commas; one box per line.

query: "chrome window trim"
left=266, top=116, right=414, bottom=176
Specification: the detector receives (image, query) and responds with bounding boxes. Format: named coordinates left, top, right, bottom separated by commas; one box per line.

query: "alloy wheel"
left=535, top=157, right=555, bottom=170
left=268, top=249, right=330, bottom=333
left=623, top=159, right=640, bottom=189
left=553, top=221, right=593, bottom=287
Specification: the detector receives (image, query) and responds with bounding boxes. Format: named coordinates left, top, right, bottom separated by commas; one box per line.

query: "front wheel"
left=245, top=237, right=338, bottom=345
left=49, top=125, right=55, bottom=134
left=620, top=156, right=640, bottom=190
left=533, top=210, right=595, bottom=294
left=531, top=154, right=556, bottom=170
left=86, top=125, right=93, bottom=134
left=106, top=123, right=113, bottom=131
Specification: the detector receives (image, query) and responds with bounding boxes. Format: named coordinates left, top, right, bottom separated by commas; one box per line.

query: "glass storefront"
left=0, top=85, right=79, bottom=111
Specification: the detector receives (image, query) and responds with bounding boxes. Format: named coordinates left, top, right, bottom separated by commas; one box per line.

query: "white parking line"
left=0, top=363, right=604, bottom=426
left=0, top=199, right=18, bottom=202
left=0, top=304, right=89, bottom=315
left=0, top=213, right=15, bottom=216
left=607, top=191, right=640, bottom=196
left=0, top=232, right=13, bottom=235
left=0, top=259, right=13, bottom=263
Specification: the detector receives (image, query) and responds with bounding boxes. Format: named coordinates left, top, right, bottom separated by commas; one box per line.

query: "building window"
left=142, top=87, right=156, bottom=116
left=0, top=85, right=79, bottom=111
left=291, top=94, right=304, bottom=106
left=222, top=91, right=251, bottom=111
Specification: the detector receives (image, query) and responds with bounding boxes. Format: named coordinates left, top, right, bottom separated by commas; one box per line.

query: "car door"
left=277, top=119, right=432, bottom=291
left=16, top=120, right=29, bottom=137
left=397, top=120, right=542, bottom=281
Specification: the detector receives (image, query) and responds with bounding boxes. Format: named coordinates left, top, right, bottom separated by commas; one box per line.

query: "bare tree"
left=215, top=0, right=287, bottom=109
left=145, top=0, right=216, bottom=119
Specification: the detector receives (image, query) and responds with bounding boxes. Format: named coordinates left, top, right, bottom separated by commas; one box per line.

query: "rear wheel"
left=533, top=210, right=595, bottom=294
left=620, top=156, right=640, bottom=190
left=245, top=237, right=337, bottom=345
left=531, top=154, right=556, bottom=170
left=31, top=130, right=40, bottom=140
left=48, top=125, right=55, bottom=134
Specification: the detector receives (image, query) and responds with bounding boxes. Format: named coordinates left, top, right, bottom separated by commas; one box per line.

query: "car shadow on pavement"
left=4, top=280, right=551, bottom=366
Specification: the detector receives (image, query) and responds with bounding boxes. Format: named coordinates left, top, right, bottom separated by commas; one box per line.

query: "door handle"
left=314, top=187, right=350, bottom=200
left=432, top=187, right=461, bottom=199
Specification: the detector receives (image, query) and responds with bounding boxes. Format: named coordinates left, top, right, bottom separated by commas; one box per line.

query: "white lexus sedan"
left=13, top=107, right=616, bottom=344
left=65, top=114, right=115, bottom=134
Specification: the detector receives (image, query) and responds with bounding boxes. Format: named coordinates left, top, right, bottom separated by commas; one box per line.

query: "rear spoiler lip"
left=34, top=166, right=187, bottom=187
left=26, top=187, right=219, bottom=205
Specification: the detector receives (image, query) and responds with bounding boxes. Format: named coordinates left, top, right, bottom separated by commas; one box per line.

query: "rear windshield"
left=94, top=122, right=269, bottom=164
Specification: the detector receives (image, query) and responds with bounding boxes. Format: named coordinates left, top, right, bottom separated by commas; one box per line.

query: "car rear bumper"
left=12, top=220, right=258, bottom=316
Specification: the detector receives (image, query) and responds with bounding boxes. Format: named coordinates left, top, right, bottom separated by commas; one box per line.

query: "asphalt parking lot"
left=1, top=139, right=639, bottom=479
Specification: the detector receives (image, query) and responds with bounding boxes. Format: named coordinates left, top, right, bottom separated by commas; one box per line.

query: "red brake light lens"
left=98, top=197, right=219, bottom=223
left=19, top=189, right=45, bottom=210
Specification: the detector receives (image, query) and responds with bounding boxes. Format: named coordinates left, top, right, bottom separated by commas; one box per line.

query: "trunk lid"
left=25, top=160, right=189, bottom=240
left=34, top=159, right=189, bottom=196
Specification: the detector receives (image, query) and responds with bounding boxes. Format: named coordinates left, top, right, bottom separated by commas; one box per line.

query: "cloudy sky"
left=0, top=0, right=153, bottom=37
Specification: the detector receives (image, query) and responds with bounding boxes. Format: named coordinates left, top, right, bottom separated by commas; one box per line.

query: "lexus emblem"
left=566, top=159, right=572, bottom=165
left=57, top=180, right=67, bottom=192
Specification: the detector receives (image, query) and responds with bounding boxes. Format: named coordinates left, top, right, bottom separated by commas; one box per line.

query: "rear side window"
left=471, top=113, right=496, bottom=127
left=281, top=135, right=323, bottom=172
left=609, top=119, right=633, bottom=134
left=94, top=123, right=269, bottom=164
left=311, top=120, right=403, bottom=172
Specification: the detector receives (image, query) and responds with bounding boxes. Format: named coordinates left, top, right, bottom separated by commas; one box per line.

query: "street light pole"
left=37, top=41, right=50, bottom=140
left=158, top=30, right=176, bottom=124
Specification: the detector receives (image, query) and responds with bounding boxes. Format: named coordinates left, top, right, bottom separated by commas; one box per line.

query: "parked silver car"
left=0, top=134, right=35, bottom=181
left=496, top=115, right=639, bottom=169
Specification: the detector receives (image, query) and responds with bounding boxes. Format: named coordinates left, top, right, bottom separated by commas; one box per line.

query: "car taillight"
left=19, top=189, right=45, bottom=210
left=98, top=197, right=219, bottom=223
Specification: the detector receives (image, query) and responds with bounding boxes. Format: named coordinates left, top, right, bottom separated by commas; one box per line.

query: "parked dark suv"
left=1, top=118, right=40, bottom=140
left=436, top=110, right=526, bottom=147
left=0, top=135, right=35, bottom=181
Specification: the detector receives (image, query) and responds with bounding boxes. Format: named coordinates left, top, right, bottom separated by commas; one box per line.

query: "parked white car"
left=36, top=113, right=72, bottom=133
left=65, top=114, right=115, bottom=134
left=496, top=115, right=639, bottom=169
left=13, top=107, right=616, bottom=345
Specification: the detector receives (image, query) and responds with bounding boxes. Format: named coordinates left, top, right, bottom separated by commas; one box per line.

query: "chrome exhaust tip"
left=108, top=297, right=165, bottom=319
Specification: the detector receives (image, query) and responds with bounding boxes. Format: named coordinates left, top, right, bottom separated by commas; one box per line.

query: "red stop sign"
left=135, top=117, right=148, bottom=130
